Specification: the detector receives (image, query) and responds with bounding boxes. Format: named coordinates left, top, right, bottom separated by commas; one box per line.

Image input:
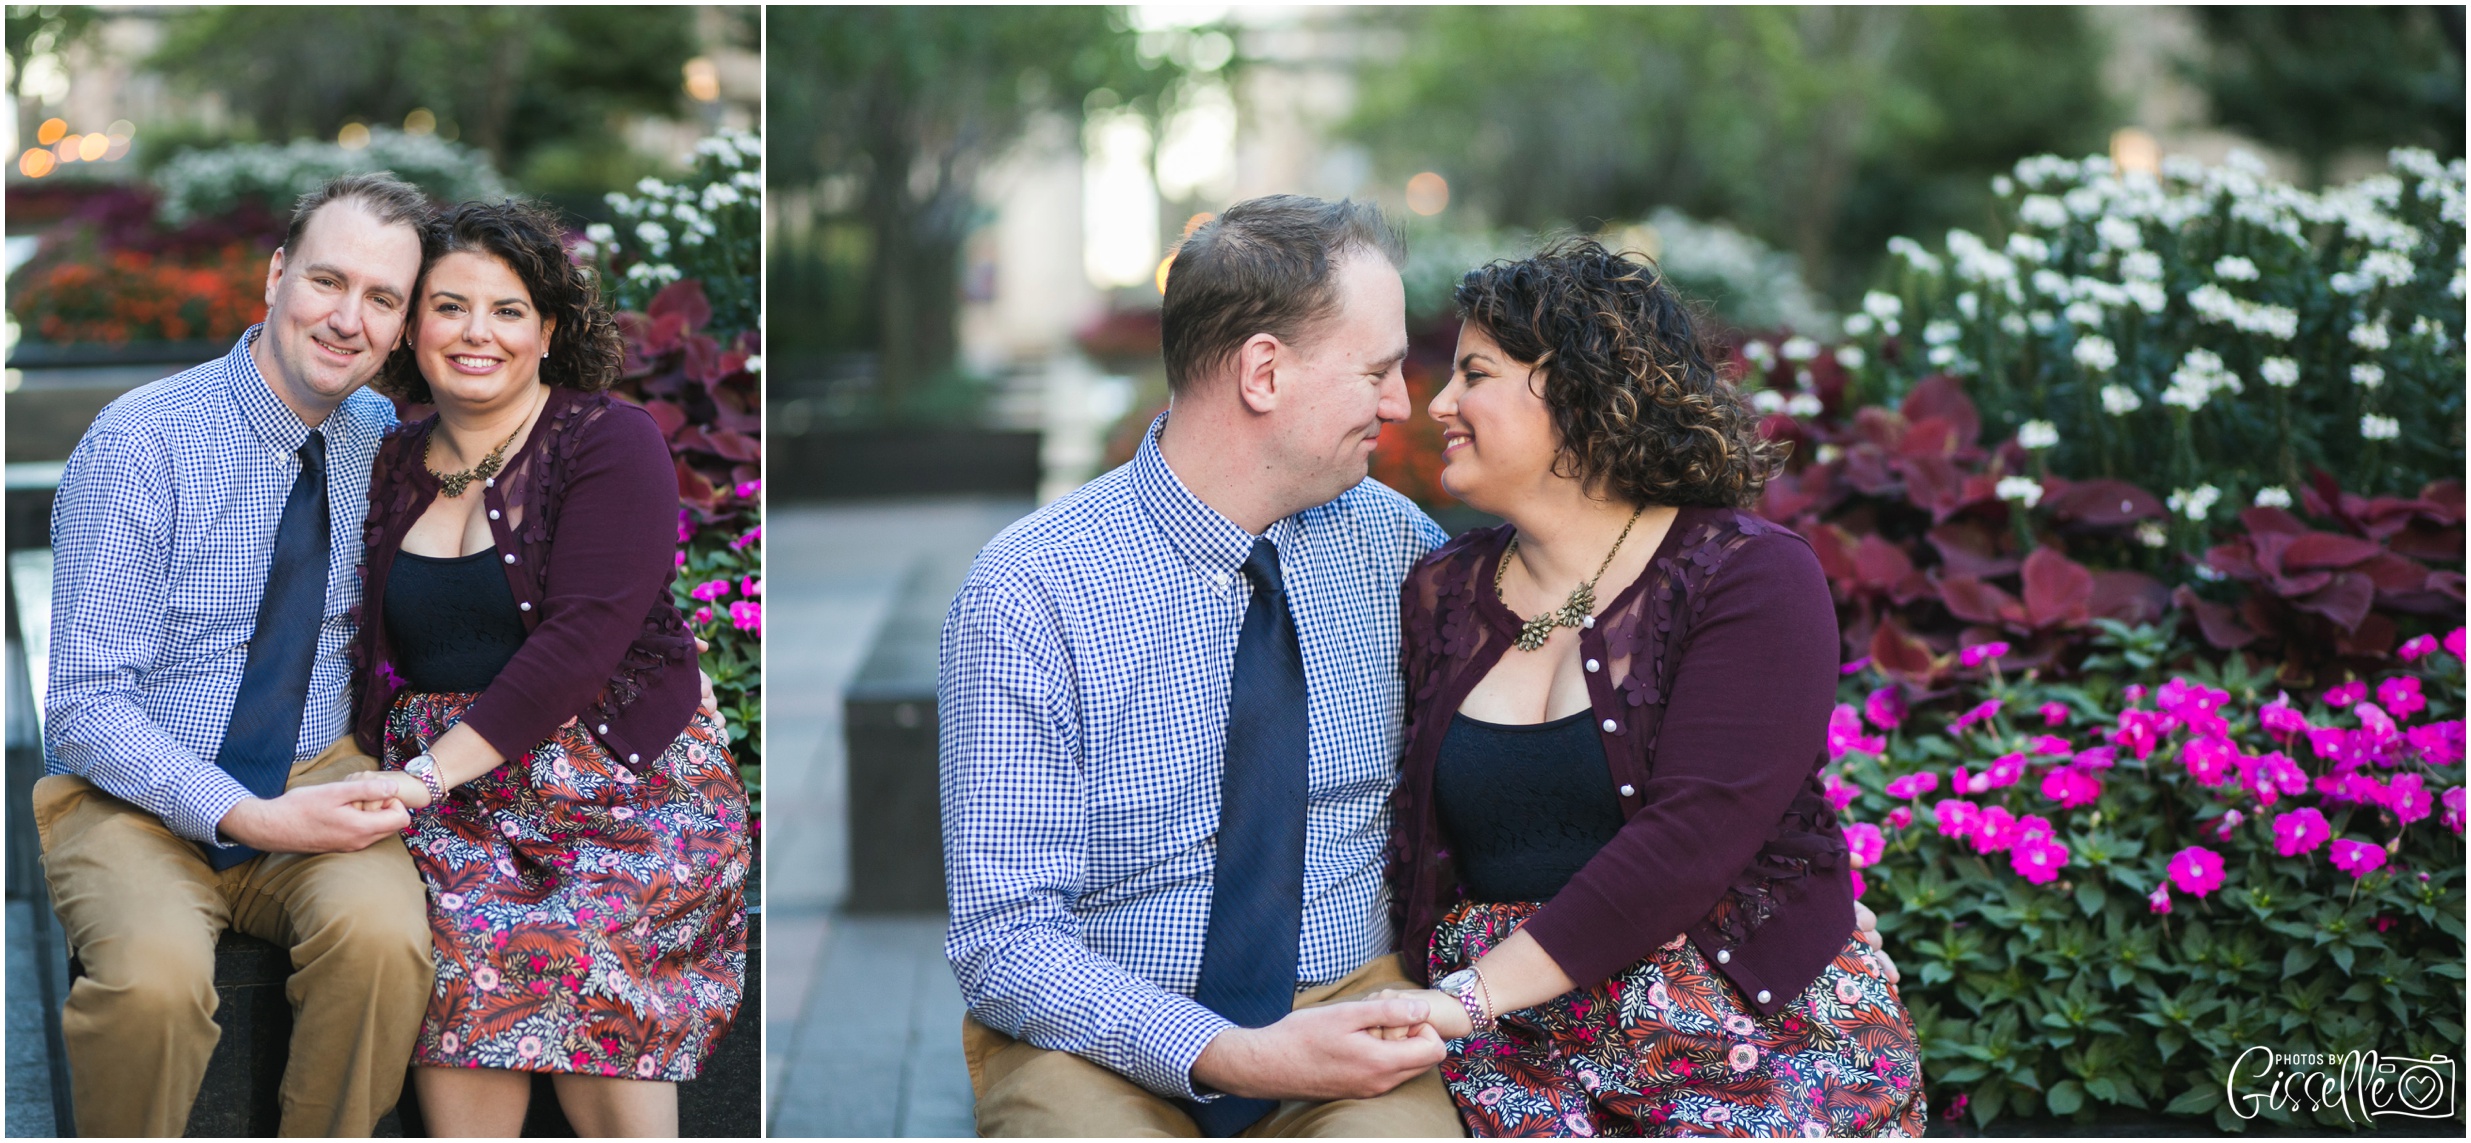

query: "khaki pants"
left=964, top=955, right=1465, bottom=1138
left=35, top=735, right=433, bottom=1137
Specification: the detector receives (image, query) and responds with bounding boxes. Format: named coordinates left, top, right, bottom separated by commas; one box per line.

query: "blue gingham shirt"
left=939, top=416, right=1447, bottom=1099
left=44, top=327, right=395, bottom=845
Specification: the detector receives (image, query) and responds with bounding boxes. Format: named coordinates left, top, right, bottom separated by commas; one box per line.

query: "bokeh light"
left=404, top=107, right=437, bottom=135
left=2110, top=127, right=2160, bottom=176
left=52, top=136, right=80, bottom=163
left=19, top=148, right=56, bottom=178
left=1406, top=171, right=1449, bottom=216
left=684, top=57, right=721, bottom=102
left=1155, top=253, right=1175, bottom=294
left=77, top=133, right=108, bottom=162
left=35, top=118, right=67, bottom=146
left=338, top=121, right=372, bottom=150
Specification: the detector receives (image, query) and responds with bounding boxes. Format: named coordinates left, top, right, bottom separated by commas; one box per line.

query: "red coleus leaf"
left=1853, top=534, right=1932, bottom=604
left=1938, top=575, right=2025, bottom=628
left=2173, top=585, right=2257, bottom=650
left=673, top=456, right=719, bottom=510
left=1898, top=374, right=1980, bottom=449
left=2281, top=531, right=2386, bottom=570
left=2044, top=478, right=2164, bottom=528
left=2291, top=570, right=2375, bottom=631
left=647, top=278, right=712, bottom=336
left=2238, top=505, right=2308, bottom=535
left=1869, top=617, right=1944, bottom=687
left=2090, top=570, right=2169, bottom=624
left=641, top=398, right=688, bottom=439
left=2021, top=547, right=2094, bottom=629
left=1803, top=523, right=1860, bottom=585
left=1928, top=520, right=2020, bottom=580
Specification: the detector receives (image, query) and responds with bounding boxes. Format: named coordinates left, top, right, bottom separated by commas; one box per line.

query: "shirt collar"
left=1133, top=412, right=1296, bottom=585
left=222, top=323, right=384, bottom=457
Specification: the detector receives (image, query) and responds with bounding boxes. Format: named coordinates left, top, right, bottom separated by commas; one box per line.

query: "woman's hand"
left=1366, top=988, right=1470, bottom=1041
left=1853, top=901, right=1900, bottom=984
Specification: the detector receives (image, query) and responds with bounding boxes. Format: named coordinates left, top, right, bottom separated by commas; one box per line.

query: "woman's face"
left=1429, top=319, right=1563, bottom=513
left=414, top=250, right=555, bottom=410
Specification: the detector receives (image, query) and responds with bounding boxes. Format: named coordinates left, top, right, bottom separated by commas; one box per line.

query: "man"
left=941, top=195, right=1893, bottom=1137
left=39, top=172, right=434, bottom=1137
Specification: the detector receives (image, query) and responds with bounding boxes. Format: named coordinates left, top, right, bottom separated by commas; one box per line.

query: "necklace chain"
left=1495, top=503, right=1647, bottom=652
left=427, top=421, right=524, bottom=499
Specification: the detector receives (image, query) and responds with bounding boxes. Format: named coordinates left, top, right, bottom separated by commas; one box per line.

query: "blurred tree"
left=767, top=5, right=1180, bottom=413
left=6, top=4, right=100, bottom=100
left=1344, top=6, right=2112, bottom=302
left=146, top=6, right=705, bottom=200
left=2188, top=5, right=2466, bottom=187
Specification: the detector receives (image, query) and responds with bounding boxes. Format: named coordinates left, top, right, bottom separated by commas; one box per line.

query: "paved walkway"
left=763, top=498, right=1030, bottom=1137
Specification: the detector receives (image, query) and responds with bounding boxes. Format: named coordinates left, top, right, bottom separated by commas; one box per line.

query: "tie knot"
left=1241, top=537, right=1284, bottom=597
left=298, top=429, right=327, bottom=469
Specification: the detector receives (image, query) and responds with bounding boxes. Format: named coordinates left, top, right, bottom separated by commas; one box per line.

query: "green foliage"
left=149, top=129, right=509, bottom=227
left=1839, top=148, right=2467, bottom=505
left=4, top=3, right=100, bottom=99
left=589, top=131, right=761, bottom=338
left=2187, top=7, right=2465, bottom=188
left=670, top=500, right=761, bottom=802
left=1840, top=639, right=2466, bottom=1129
left=1342, top=6, right=2113, bottom=298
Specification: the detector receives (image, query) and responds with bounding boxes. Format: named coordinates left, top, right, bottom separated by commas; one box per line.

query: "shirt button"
left=1619, top=784, right=1636, bottom=797
left=1716, top=949, right=1732, bottom=965
left=1600, top=718, right=1617, bottom=733
left=503, top=554, right=516, bottom=564
left=1756, top=989, right=1772, bottom=1005
left=488, top=509, right=501, bottom=520
left=597, top=723, right=610, bottom=734
left=1211, top=572, right=1230, bottom=590
left=1585, top=658, right=1600, bottom=673
left=627, top=753, right=639, bottom=764
left=518, top=601, right=532, bottom=612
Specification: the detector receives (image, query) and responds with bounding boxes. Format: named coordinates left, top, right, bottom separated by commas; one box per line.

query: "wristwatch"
left=1434, top=967, right=1495, bottom=1036
left=403, top=753, right=446, bottom=807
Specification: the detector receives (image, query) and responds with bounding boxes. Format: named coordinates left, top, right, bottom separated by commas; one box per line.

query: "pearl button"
left=627, top=754, right=640, bottom=764
left=1601, top=719, right=1617, bottom=733
left=1756, top=989, right=1772, bottom=1005
left=597, top=724, right=610, bottom=734
left=1581, top=615, right=1595, bottom=629
left=518, top=601, right=532, bottom=611
left=1619, top=784, right=1636, bottom=797
left=488, top=509, right=500, bottom=520
left=1716, top=949, right=1732, bottom=964
left=485, top=477, right=495, bottom=488
left=1585, top=658, right=1600, bottom=673
left=503, top=553, right=517, bottom=564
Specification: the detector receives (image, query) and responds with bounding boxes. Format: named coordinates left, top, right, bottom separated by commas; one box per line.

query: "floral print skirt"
left=1431, top=900, right=1925, bottom=1138
left=383, top=691, right=751, bottom=1082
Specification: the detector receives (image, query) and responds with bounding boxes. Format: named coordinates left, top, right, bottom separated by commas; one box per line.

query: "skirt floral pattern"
left=383, top=691, right=751, bottom=1081
left=1432, top=900, right=1925, bottom=1138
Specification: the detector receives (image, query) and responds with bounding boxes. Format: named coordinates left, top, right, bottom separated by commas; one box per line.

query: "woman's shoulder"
left=1680, top=506, right=1826, bottom=604
left=546, top=388, right=668, bottom=456
left=371, top=411, right=439, bottom=478
left=1406, top=521, right=1510, bottom=590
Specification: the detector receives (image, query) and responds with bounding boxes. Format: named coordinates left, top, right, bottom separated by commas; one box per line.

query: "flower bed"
left=8, top=243, right=267, bottom=344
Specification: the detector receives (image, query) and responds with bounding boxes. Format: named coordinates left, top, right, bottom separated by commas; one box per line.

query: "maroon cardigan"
left=1386, top=506, right=1853, bottom=1018
left=353, top=388, right=700, bottom=769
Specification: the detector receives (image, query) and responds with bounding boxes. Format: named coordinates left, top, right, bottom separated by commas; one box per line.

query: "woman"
left=353, top=199, right=750, bottom=1137
left=1376, top=240, right=1924, bottom=1137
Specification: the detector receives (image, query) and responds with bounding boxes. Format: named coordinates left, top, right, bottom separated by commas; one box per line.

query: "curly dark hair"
left=376, top=198, right=624, bottom=404
left=1453, top=238, right=1784, bottom=508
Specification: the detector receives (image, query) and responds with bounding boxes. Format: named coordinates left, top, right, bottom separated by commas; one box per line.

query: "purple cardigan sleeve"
left=1520, top=530, right=1840, bottom=987
left=459, top=404, right=678, bottom=760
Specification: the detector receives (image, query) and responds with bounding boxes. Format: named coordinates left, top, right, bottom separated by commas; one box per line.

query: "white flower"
left=1956, top=291, right=1980, bottom=320
left=2212, top=256, right=2260, bottom=281
left=1862, top=291, right=1904, bottom=321
left=1835, top=345, right=1866, bottom=369
left=1996, top=476, right=2045, bottom=508
left=1781, top=336, right=1819, bottom=362
left=2100, top=383, right=2143, bottom=415
left=2096, top=216, right=2143, bottom=250
left=743, top=354, right=763, bottom=373
left=2120, top=251, right=2164, bottom=283
left=1741, top=340, right=1776, bottom=368
left=2126, top=281, right=2168, bottom=314
left=635, top=176, right=669, bottom=197
left=2017, top=420, right=2059, bottom=449
left=1751, top=389, right=1788, bottom=414
left=1887, top=237, right=1941, bottom=274
left=2064, top=300, right=2106, bottom=328
left=1815, top=443, right=1843, bottom=465
left=2018, top=195, right=2070, bottom=230
left=1992, top=175, right=2015, bottom=197
left=1923, top=320, right=1961, bottom=346
left=2166, top=484, right=2222, bottom=521
left=2360, top=413, right=2401, bottom=440
left=2163, top=348, right=2242, bottom=410
left=2031, top=269, right=2072, bottom=300
left=2349, top=319, right=2391, bottom=351
left=2000, top=312, right=2029, bottom=336
left=2360, top=251, right=2417, bottom=289
left=2073, top=335, right=2118, bottom=372
left=635, top=220, right=671, bottom=248
left=2136, top=521, right=2169, bottom=548
left=585, top=223, right=616, bottom=245
left=2259, top=357, right=2301, bottom=387
left=2351, top=363, right=2385, bottom=388
left=2028, top=310, right=2055, bottom=334
left=2253, top=486, right=2293, bottom=508
left=1786, top=392, right=1824, bottom=417
left=1927, top=345, right=1960, bottom=367
left=1842, top=314, right=1875, bottom=337
left=2330, top=270, right=2371, bottom=295
left=2005, top=233, right=2050, bottom=263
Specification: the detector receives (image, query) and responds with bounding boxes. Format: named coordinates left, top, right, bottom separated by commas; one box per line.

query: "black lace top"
left=384, top=547, right=528, bottom=693
left=1434, top=711, right=1625, bottom=903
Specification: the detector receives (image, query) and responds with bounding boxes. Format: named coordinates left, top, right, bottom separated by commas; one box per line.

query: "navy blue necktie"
left=209, top=430, right=330, bottom=869
left=1184, top=538, right=1310, bottom=1137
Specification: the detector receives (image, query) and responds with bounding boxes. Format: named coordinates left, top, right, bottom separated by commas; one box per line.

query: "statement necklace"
left=427, top=422, right=524, bottom=499
left=1495, top=503, right=1646, bottom=652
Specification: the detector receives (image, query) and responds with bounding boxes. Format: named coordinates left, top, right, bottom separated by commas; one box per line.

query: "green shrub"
left=151, top=128, right=508, bottom=226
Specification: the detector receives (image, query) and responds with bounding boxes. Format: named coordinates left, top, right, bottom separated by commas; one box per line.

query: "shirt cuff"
left=1127, top=991, right=1239, bottom=1101
left=176, top=769, right=258, bottom=847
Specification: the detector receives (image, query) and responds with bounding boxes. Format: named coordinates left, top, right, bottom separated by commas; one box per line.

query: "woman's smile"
left=446, top=351, right=506, bottom=375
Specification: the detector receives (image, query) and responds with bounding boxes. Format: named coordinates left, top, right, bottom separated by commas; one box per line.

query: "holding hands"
left=1192, top=997, right=1447, bottom=1102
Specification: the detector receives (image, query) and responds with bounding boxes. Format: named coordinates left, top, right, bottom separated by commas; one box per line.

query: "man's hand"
left=694, top=637, right=724, bottom=735
left=219, top=778, right=411, bottom=854
left=1190, top=998, right=1446, bottom=1102
left=1854, top=900, right=1901, bottom=985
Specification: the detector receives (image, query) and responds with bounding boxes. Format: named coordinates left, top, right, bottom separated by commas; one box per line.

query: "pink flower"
left=2259, top=698, right=2310, bottom=740
left=1982, top=752, right=2027, bottom=789
left=2009, top=836, right=2068, bottom=884
left=1886, top=806, right=1913, bottom=830
left=1864, top=687, right=1908, bottom=731
left=2167, top=845, right=2226, bottom=896
left=2213, top=808, right=2244, bottom=840
left=2181, top=735, right=2238, bottom=787
left=1952, top=766, right=1987, bottom=795
left=734, top=479, right=762, bottom=499
left=674, top=550, right=688, bottom=568
left=2039, top=701, right=2070, bottom=727
left=1849, top=868, right=1866, bottom=898
left=730, top=525, right=763, bottom=551
left=2124, top=683, right=2147, bottom=704
left=2442, top=787, right=2465, bottom=834
left=2376, top=676, right=2425, bottom=719
left=1948, top=699, right=2004, bottom=736
left=2014, top=814, right=2056, bottom=849
left=2031, top=735, right=2074, bottom=756
left=2112, top=709, right=2169, bottom=760
left=2405, top=721, right=2465, bottom=766
left=2398, top=634, right=2440, bottom=661
left=2040, top=765, right=2102, bottom=808
left=1884, top=772, right=1940, bottom=800
left=2147, top=882, right=2172, bottom=914
left=1823, top=773, right=1859, bottom=813
left=2072, top=746, right=2116, bottom=770
left=2328, top=837, right=2386, bottom=878
left=1960, top=641, right=2011, bottom=668
left=1844, top=822, right=1886, bottom=868
left=692, top=606, right=713, bottom=625
left=675, top=509, right=693, bottom=545
left=1840, top=656, right=1873, bottom=676
left=2389, top=773, right=2432, bottom=824
left=1828, top=704, right=1885, bottom=760
left=690, top=578, right=732, bottom=602
left=740, top=575, right=763, bottom=598
left=2325, top=680, right=2367, bottom=707
left=2248, top=751, right=2308, bottom=806
left=1972, top=805, right=2018, bottom=853
left=729, top=600, right=762, bottom=634
left=472, top=966, right=500, bottom=991
left=2448, top=627, right=2467, bottom=662
left=1933, top=799, right=1981, bottom=839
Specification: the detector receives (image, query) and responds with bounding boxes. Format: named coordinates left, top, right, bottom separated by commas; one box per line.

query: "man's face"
left=1268, top=250, right=1413, bottom=506
left=255, top=200, right=423, bottom=423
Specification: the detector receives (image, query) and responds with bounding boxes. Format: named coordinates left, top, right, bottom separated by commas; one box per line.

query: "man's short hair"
left=281, top=172, right=432, bottom=255
left=1160, top=194, right=1406, bottom=395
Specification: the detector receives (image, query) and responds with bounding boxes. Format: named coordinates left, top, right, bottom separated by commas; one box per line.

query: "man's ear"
left=264, top=247, right=287, bottom=307
left=1233, top=332, right=1283, bottom=414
